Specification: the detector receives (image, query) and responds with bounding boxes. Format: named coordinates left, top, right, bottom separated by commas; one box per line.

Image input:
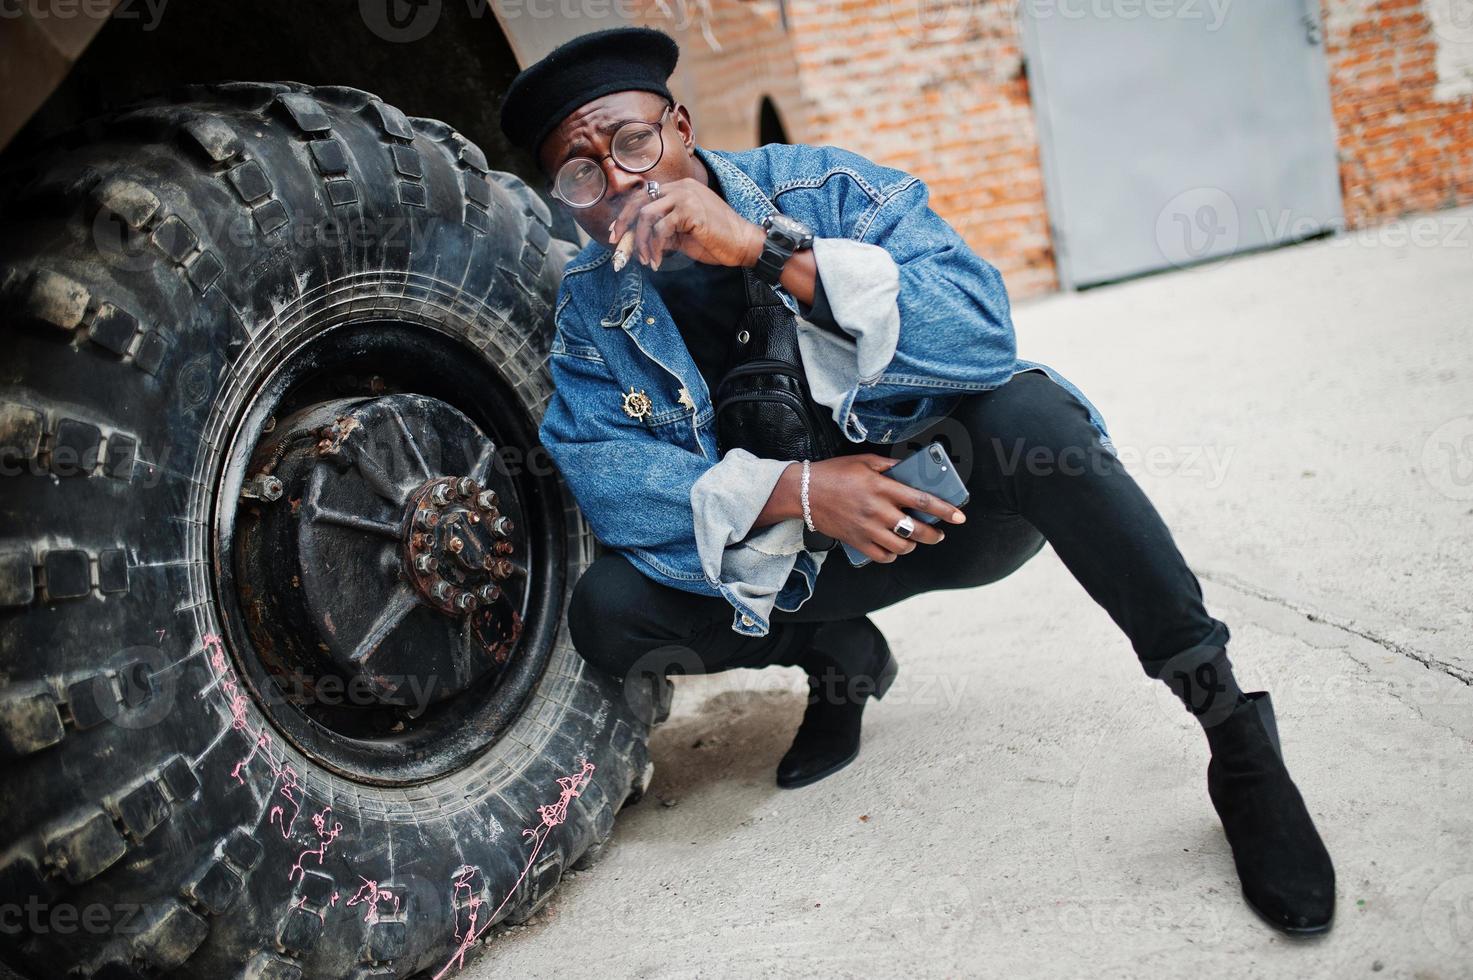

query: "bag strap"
left=741, top=268, right=786, bottom=309
left=741, top=266, right=852, bottom=343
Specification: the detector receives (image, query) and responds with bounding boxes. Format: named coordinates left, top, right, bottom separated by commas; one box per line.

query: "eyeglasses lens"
left=553, top=115, right=666, bottom=207
left=611, top=123, right=661, bottom=172
left=555, top=158, right=605, bottom=208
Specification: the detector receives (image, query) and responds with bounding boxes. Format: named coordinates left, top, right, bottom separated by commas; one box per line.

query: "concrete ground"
left=467, top=211, right=1473, bottom=979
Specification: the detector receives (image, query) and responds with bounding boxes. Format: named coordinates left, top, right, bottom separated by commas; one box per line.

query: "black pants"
left=568, top=370, right=1230, bottom=685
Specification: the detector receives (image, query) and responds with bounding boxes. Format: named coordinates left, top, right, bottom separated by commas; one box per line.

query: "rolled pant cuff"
left=1138, top=619, right=1232, bottom=680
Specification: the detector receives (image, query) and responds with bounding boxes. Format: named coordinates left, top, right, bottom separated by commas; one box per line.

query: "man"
left=498, top=26, right=1334, bottom=935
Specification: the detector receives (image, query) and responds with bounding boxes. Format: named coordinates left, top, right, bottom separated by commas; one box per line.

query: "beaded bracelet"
left=800, top=459, right=816, bottom=532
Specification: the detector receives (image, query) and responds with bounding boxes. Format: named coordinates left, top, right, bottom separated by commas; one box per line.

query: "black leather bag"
left=713, top=269, right=845, bottom=551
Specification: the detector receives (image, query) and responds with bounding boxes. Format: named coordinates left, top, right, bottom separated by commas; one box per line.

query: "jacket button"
left=741, top=614, right=754, bottom=627
left=645, top=315, right=655, bottom=324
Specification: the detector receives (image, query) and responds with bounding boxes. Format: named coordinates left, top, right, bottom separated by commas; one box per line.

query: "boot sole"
left=1243, top=890, right=1334, bottom=938
left=775, top=743, right=863, bottom=789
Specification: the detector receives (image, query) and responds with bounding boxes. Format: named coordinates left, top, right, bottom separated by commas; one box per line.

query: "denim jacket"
left=540, top=143, right=1114, bottom=637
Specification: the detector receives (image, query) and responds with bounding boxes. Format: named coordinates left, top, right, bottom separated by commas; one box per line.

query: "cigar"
left=611, top=229, right=637, bottom=271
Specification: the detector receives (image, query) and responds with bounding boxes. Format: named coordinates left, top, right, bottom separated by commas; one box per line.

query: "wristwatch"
left=752, top=213, right=814, bottom=285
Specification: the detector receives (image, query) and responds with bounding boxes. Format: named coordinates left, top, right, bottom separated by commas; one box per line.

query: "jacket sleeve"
left=539, top=290, right=811, bottom=634
left=793, top=174, right=1019, bottom=435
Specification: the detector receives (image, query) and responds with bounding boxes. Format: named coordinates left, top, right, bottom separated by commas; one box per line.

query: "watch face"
left=764, top=213, right=812, bottom=249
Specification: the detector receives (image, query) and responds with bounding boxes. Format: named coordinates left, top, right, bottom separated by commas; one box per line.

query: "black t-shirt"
left=647, top=161, right=843, bottom=398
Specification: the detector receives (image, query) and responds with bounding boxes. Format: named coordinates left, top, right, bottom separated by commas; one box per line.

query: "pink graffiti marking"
left=434, top=760, right=595, bottom=978
left=230, top=731, right=273, bottom=784
left=202, top=635, right=412, bottom=938
left=268, top=766, right=302, bottom=839
left=346, top=877, right=401, bottom=925
left=288, top=807, right=343, bottom=884
left=451, top=865, right=483, bottom=944
left=201, top=634, right=301, bottom=827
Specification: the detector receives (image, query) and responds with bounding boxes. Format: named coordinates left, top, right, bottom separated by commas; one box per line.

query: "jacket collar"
left=697, top=146, right=780, bottom=228
left=564, top=146, right=784, bottom=330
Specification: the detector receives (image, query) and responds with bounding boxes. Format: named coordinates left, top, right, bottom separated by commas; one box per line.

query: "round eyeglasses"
left=549, top=103, right=675, bottom=209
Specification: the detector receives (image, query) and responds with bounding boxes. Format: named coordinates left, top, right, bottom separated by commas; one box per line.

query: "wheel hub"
left=233, top=393, right=529, bottom=710
left=401, top=475, right=521, bottom=615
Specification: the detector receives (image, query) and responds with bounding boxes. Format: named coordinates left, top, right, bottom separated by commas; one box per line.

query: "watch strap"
left=752, top=233, right=793, bottom=285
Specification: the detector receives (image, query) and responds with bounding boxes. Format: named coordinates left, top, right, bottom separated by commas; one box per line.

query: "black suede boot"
left=775, top=617, right=897, bottom=789
left=1205, top=691, right=1336, bottom=935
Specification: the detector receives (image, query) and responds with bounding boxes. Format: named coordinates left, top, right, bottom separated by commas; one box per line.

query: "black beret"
left=499, top=27, right=680, bottom=162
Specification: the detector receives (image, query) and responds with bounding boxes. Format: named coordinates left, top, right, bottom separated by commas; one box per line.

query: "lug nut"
left=475, top=490, right=498, bottom=511
left=467, top=512, right=481, bottom=525
left=476, top=584, right=501, bottom=603
left=456, top=477, right=478, bottom=498
left=414, top=554, right=438, bottom=573
left=448, top=537, right=464, bottom=554
left=490, top=515, right=513, bottom=536
left=431, top=581, right=453, bottom=601
left=241, top=474, right=284, bottom=502
left=430, top=484, right=454, bottom=506
left=454, top=592, right=478, bottom=612
left=490, top=559, right=514, bottom=580
left=416, top=509, right=440, bottom=529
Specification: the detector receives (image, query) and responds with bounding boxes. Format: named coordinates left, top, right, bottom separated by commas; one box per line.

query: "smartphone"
left=843, top=441, right=970, bottom=567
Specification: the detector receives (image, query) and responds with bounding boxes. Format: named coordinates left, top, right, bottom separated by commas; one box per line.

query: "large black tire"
left=0, top=83, right=666, bottom=979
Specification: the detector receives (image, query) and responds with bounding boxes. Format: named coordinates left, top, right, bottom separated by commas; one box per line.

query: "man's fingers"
left=608, top=188, right=660, bottom=248
left=872, top=527, right=918, bottom=557
left=887, top=510, right=946, bottom=546
left=861, top=453, right=901, bottom=472
left=857, top=539, right=900, bottom=564
left=881, top=479, right=966, bottom=525
left=632, top=196, right=677, bottom=266
left=649, top=214, right=679, bottom=270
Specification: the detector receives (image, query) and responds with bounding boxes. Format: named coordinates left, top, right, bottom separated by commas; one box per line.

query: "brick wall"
left=704, top=0, right=1058, bottom=297
left=671, top=0, right=1473, bottom=298
left=1323, top=0, right=1473, bottom=224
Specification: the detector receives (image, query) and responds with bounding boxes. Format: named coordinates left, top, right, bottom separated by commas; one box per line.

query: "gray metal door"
left=1022, top=0, right=1344, bottom=288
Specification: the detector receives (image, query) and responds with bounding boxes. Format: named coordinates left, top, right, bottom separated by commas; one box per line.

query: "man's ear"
left=673, top=102, right=696, bottom=154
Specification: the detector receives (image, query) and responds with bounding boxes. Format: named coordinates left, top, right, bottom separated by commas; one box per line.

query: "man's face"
left=538, top=90, right=696, bottom=242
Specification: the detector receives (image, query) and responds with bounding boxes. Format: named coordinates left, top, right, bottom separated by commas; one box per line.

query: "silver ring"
left=892, top=516, right=915, bottom=540
left=646, top=180, right=661, bottom=200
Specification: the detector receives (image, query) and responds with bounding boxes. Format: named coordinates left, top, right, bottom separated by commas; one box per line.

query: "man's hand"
left=607, top=177, right=764, bottom=271
left=803, top=455, right=966, bottom=564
